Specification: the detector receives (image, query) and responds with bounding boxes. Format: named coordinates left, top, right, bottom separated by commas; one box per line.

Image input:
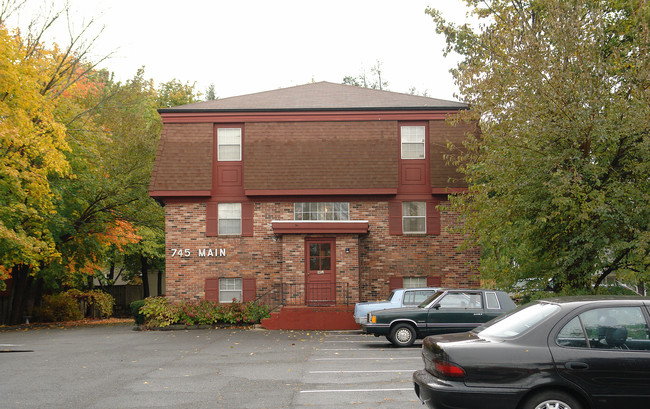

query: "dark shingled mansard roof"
left=158, top=81, right=466, bottom=113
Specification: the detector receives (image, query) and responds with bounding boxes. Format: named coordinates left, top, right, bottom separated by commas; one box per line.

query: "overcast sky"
left=10, top=0, right=473, bottom=101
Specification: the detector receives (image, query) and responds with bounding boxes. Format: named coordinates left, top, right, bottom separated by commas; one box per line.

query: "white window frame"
left=217, top=127, right=242, bottom=161
left=218, top=203, right=242, bottom=236
left=219, top=278, right=242, bottom=303
left=400, top=125, right=426, bottom=159
left=402, top=201, right=426, bottom=234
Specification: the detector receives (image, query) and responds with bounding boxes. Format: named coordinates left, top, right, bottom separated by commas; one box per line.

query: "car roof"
left=392, top=287, right=440, bottom=291
left=537, top=295, right=650, bottom=306
left=437, top=288, right=506, bottom=292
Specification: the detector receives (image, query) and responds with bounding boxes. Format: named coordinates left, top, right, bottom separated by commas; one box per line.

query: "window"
left=219, top=278, right=242, bottom=303
left=403, top=290, right=436, bottom=306
left=438, top=292, right=483, bottom=309
left=294, top=202, right=350, bottom=221
left=485, top=292, right=501, bottom=309
left=401, top=125, right=425, bottom=159
left=556, top=317, right=588, bottom=348
left=402, top=277, right=427, bottom=289
left=402, top=202, right=426, bottom=234
left=218, top=203, right=241, bottom=235
left=557, top=307, right=650, bottom=350
left=217, top=128, right=241, bottom=161
left=479, top=303, right=561, bottom=338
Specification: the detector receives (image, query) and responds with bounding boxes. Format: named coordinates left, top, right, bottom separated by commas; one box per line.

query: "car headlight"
left=368, top=313, right=376, bottom=323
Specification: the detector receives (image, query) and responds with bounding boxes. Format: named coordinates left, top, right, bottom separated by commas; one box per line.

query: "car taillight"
left=434, top=360, right=466, bottom=378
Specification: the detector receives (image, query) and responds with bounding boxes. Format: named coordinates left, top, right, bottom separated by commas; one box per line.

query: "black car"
left=413, top=296, right=650, bottom=409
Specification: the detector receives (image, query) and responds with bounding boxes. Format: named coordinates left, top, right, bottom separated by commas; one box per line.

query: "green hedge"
left=130, top=299, right=146, bottom=325
left=138, top=297, right=271, bottom=328
left=33, top=289, right=115, bottom=322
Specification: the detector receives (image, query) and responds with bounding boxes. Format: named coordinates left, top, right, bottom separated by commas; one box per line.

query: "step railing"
left=254, top=282, right=351, bottom=309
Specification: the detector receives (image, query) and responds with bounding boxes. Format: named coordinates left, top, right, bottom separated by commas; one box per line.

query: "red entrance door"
left=305, top=238, right=336, bottom=306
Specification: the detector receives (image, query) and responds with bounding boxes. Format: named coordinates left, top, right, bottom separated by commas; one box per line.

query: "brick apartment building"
left=149, top=82, right=480, bottom=329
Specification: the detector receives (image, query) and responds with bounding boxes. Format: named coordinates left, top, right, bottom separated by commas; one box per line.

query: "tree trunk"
left=157, top=269, right=163, bottom=296
left=141, top=256, right=150, bottom=298
left=9, top=265, right=32, bottom=325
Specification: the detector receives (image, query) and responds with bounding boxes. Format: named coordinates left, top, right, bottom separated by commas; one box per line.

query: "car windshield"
left=475, top=302, right=561, bottom=338
left=385, top=290, right=397, bottom=302
left=418, top=290, right=446, bottom=308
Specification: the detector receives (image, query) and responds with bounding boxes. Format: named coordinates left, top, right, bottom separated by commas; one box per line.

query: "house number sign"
left=169, top=248, right=227, bottom=257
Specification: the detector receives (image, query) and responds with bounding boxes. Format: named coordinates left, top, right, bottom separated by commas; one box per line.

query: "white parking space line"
left=309, top=370, right=417, bottom=373
left=300, top=333, right=423, bottom=405
left=300, top=388, right=413, bottom=394
left=315, top=357, right=420, bottom=361
left=322, top=340, right=388, bottom=343
left=317, top=348, right=418, bottom=351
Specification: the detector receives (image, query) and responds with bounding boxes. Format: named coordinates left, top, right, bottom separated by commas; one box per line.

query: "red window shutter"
left=427, top=200, right=441, bottom=235
left=205, top=278, right=219, bottom=301
left=388, top=201, right=402, bottom=235
left=241, top=202, right=253, bottom=237
left=427, top=276, right=441, bottom=287
left=206, top=202, right=218, bottom=237
left=389, top=277, right=403, bottom=291
left=242, top=278, right=256, bottom=302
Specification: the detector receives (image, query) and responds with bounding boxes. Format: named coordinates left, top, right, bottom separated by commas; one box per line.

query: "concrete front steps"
left=260, top=305, right=359, bottom=330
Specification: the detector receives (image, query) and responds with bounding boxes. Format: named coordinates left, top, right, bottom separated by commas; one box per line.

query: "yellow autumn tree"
left=0, top=23, right=70, bottom=278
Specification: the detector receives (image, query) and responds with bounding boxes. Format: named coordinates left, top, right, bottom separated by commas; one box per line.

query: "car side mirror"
left=432, top=303, right=441, bottom=310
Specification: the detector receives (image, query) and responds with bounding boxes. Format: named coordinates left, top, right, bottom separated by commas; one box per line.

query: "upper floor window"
left=401, top=125, right=425, bottom=159
left=402, top=201, right=426, bottom=233
left=217, top=128, right=241, bottom=161
left=294, top=202, right=350, bottom=221
left=218, top=203, right=241, bottom=235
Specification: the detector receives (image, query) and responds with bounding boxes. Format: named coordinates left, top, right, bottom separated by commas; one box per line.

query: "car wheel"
left=389, top=323, right=416, bottom=347
left=523, top=390, right=582, bottom=409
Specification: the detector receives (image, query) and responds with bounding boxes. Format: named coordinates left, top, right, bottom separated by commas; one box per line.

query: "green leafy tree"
left=157, top=78, right=201, bottom=108
left=428, top=0, right=650, bottom=294
left=52, top=68, right=177, bottom=298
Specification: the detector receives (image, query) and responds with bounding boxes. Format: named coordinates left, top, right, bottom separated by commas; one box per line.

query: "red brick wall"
left=358, top=201, right=480, bottom=301
left=164, top=200, right=479, bottom=303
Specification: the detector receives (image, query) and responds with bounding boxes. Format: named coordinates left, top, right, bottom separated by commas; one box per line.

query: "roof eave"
left=157, top=105, right=467, bottom=114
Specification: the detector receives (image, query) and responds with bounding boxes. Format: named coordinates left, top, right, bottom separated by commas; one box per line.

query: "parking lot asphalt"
left=0, top=324, right=424, bottom=409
